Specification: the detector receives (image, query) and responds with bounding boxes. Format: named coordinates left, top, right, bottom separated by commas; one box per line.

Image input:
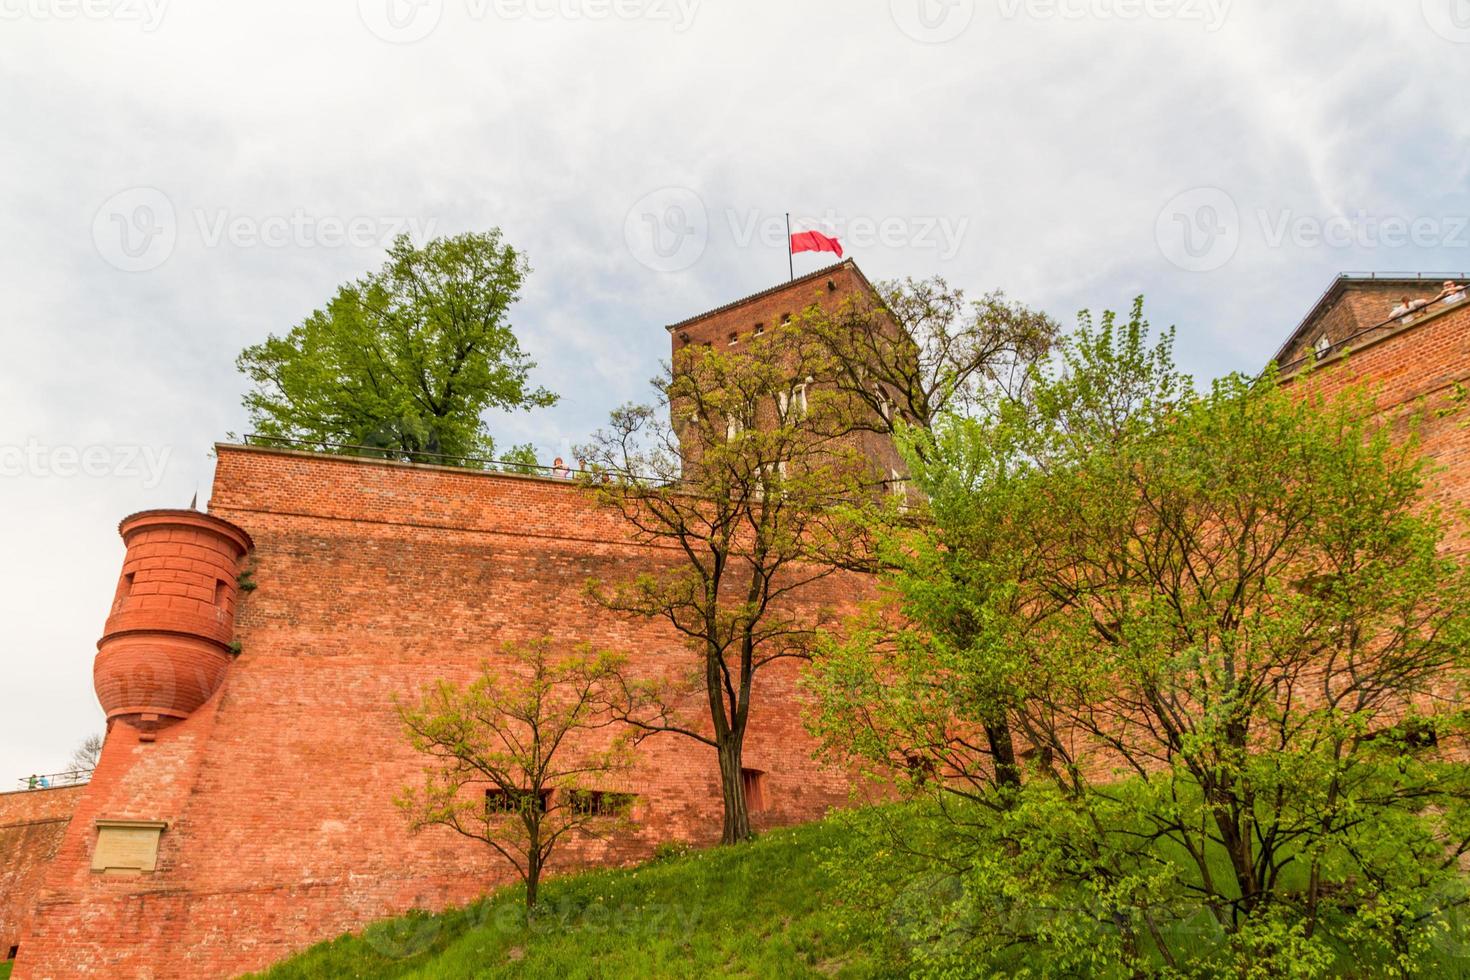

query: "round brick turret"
left=94, top=509, right=254, bottom=731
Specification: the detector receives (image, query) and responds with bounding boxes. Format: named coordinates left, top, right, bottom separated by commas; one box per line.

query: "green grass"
left=0, top=959, right=12, bottom=979
left=252, top=818, right=888, bottom=979
left=251, top=795, right=1470, bottom=979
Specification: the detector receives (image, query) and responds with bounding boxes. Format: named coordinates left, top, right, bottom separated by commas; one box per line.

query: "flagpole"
left=785, top=212, right=793, bottom=282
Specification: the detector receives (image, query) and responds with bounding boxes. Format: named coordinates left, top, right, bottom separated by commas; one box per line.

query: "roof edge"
left=1270, top=272, right=1467, bottom=366
left=664, top=259, right=876, bottom=333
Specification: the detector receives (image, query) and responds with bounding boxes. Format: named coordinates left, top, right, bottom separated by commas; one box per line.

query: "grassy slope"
left=253, top=818, right=888, bottom=980
left=0, top=960, right=11, bottom=979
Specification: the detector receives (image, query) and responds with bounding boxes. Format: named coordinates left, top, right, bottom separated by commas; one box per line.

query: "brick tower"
left=664, top=259, right=908, bottom=487
left=93, top=509, right=254, bottom=733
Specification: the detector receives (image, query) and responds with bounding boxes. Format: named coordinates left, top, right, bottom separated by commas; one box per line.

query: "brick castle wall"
left=0, top=786, right=84, bottom=963
left=14, top=446, right=873, bottom=979
left=1282, top=297, right=1470, bottom=552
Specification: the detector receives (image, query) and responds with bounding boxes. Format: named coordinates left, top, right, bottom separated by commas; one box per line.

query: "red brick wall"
left=15, top=447, right=873, bottom=979
left=0, top=786, right=84, bottom=963
left=1282, top=299, right=1470, bottom=552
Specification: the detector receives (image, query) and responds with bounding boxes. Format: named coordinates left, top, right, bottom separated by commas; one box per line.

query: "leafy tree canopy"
left=236, top=231, right=555, bottom=463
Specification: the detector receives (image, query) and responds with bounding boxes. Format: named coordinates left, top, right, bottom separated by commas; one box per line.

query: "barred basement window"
left=728, top=331, right=739, bottom=345
left=485, top=788, right=550, bottom=815
left=567, top=790, right=636, bottom=817
left=741, top=768, right=768, bottom=813
left=754, top=322, right=765, bottom=335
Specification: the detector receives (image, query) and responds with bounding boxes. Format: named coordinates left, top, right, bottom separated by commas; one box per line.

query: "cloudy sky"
left=1, top=0, right=1468, bottom=782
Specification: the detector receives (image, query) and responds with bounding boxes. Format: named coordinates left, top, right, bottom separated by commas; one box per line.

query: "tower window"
left=214, top=579, right=227, bottom=606
left=1313, top=334, right=1331, bottom=358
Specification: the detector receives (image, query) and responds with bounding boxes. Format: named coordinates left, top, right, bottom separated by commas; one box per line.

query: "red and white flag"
left=789, top=229, right=843, bottom=258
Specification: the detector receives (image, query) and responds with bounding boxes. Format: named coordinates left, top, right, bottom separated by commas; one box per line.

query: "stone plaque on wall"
left=91, top=819, right=167, bottom=874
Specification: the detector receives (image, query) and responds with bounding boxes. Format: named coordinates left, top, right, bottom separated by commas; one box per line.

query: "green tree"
left=796, top=275, right=1059, bottom=453
left=813, top=306, right=1470, bottom=975
left=581, top=323, right=872, bottom=844
left=396, top=640, right=632, bottom=911
left=236, top=231, right=555, bottom=462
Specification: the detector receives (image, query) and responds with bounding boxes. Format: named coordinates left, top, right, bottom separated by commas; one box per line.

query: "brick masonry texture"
left=1282, top=291, right=1470, bottom=552
left=0, top=787, right=84, bottom=963
left=13, top=447, right=876, bottom=979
